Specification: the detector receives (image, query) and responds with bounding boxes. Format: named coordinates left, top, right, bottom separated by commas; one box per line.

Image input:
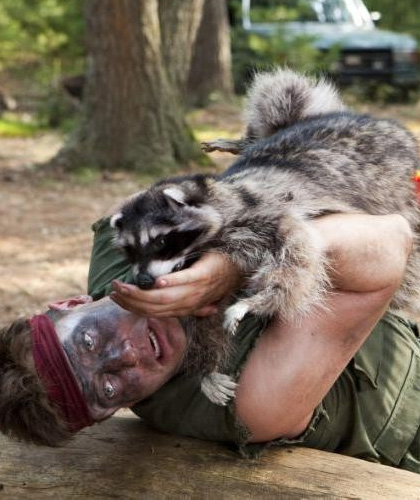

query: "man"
left=1, top=210, right=420, bottom=473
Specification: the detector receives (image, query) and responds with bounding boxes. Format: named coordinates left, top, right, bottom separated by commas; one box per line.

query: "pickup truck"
left=241, top=0, right=419, bottom=89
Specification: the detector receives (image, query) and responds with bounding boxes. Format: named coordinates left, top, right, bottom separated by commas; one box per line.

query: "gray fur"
left=112, top=68, right=420, bottom=404
left=244, top=67, right=346, bottom=138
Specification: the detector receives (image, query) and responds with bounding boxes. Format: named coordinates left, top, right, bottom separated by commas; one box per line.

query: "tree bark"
left=187, top=0, right=233, bottom=106
left=50, top=0, right=204, bottom=174
left=158, top=0, right=205, bottom=94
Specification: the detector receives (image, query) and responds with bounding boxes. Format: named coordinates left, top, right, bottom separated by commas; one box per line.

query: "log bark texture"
left=1, top=410, right=420, bottom=499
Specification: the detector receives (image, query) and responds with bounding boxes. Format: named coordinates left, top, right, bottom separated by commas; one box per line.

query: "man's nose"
left=104, top=341, right=139, bottom=370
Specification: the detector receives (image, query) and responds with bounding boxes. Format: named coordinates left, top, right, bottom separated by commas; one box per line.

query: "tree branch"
left=201, top=138, right=250, bottom=155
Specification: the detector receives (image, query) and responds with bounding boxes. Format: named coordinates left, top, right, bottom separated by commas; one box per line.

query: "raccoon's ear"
left=163, top=187, right=187, bottom=209
left=110, top=212, right=124, bottom=229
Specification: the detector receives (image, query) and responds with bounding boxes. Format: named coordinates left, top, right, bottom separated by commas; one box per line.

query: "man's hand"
left=109, top=252, right=241, bottom=317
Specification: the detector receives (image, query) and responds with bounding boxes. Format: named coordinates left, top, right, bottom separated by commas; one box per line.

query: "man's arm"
left=234, top=213, right=413, bottom=442
left=317, top=213, right=413, bottom=292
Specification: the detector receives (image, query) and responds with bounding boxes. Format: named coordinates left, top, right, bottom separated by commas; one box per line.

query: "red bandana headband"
left=30, top=314, right=94, bottom=432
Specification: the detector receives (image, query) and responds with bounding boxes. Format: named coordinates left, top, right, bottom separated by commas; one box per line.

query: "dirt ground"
left=0, top=135, right=135, bottom=325
left=1, top=102, right=420, bottom=328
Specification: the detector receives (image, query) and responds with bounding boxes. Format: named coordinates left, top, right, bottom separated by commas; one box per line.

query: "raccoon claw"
left=223, top=303, right=250, bottom=335
left=201, top=372, right=237, bottom=406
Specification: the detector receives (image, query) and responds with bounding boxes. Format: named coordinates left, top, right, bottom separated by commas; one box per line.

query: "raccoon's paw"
left=223, top=303, right=250, bottom=335
left=201, top=372, right=238, bottom=406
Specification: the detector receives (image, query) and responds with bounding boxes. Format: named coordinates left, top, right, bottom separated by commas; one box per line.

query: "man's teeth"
left=148, top=330, right=161, bottom=358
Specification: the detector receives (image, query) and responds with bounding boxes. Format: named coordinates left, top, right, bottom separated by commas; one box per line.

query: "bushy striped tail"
left=244, top=68, right=346, bottom=139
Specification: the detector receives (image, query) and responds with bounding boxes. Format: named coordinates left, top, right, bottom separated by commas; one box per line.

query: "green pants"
left=88, top=217, right=420, bottom=472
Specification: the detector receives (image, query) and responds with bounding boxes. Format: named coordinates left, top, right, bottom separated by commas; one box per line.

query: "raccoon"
left=111, top=68, right=420, bottom=405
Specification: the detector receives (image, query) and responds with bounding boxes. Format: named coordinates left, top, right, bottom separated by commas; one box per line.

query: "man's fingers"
left=110, top=286, right=203, bottom=316
left=155, top=253, right=228, bottom=288
left=110, top=288, right=218, bottom=318
left=110, top=292, right=169, bottom=316
left=110, top=255, right=228, bottom=316
left=110, top=292, right=189, bottom=317
left=112, top=280, right=179, bottom=305
left=112, top=278, right=208, bottom=306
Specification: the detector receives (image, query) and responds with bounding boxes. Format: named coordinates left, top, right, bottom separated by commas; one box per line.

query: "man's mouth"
left=148, top=328, right=161, bottom=359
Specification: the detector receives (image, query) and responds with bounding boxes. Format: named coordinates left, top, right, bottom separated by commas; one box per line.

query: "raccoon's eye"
left=153, top=236, right=167, bottom=250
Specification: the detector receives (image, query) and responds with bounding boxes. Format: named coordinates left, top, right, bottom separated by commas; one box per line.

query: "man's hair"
left=0, top=319, right=71, bottom=446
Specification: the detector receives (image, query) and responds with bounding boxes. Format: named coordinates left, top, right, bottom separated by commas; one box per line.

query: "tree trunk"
left=187, top=0, right=233, bottom=106
left=159, top=0, right=205, bottom=94
left=50, top=0, right=204, bottom=174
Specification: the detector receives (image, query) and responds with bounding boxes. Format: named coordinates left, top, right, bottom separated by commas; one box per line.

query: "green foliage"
left=364, top=0, right=420, bottom=41
left=344, top=81, right=419, bottom=105
left=0, top=1, right=85, bottom=130
left=0, top=0, right=85, bottom=101
left=0, top=0, right=85, bottom=64
left=0, top=115, right=44, bottom=137
left=249, top=0, right=318, bottom=23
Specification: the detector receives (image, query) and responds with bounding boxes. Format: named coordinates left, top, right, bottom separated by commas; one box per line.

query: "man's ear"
left=48, top=295, right=93, bottom=311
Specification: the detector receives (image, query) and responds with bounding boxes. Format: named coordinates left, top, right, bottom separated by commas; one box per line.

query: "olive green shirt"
left=88, top=217, right=420, bottom=472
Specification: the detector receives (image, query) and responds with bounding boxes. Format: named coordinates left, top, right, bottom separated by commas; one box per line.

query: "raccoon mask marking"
left=111, top=182, right=222, bottom=289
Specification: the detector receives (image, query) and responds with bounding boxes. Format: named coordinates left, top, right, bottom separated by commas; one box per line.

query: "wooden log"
left=0, top=409, right=419, bottom=499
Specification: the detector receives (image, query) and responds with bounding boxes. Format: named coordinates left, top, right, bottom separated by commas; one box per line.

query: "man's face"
left=54, top=297, right=187, bottom=421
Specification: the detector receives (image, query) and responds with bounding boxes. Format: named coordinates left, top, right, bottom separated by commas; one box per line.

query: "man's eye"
left=84, top=333, right=94, bottom=351
left=104, top=381, right=116, bottom=399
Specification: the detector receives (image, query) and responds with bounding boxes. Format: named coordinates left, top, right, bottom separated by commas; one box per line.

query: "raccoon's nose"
left=136, top=273, right=156, bottom=290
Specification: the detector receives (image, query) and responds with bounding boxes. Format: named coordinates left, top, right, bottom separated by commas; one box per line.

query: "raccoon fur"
left=111, top=68, right=420, bottom=405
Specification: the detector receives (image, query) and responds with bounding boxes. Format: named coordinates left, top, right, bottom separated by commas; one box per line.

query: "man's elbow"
left=384, top=214, right=413, bottom=291
left=401, top=215, right=414, bottom=258
left=394, top=213, right=413, bottom=264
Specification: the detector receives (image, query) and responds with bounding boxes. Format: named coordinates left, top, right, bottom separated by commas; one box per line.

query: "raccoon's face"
left=110, top=184, right=222, bottom=289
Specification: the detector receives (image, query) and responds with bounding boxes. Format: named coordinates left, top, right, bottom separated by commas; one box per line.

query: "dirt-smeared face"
left=54, top=297, right=187, bottom=421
